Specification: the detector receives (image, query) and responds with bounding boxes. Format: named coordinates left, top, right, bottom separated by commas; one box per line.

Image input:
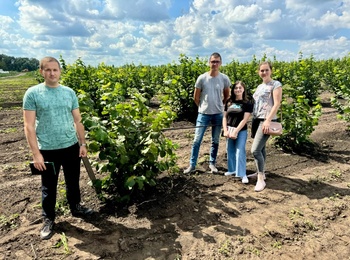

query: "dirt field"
left=0, top=93, right=350, bottom=260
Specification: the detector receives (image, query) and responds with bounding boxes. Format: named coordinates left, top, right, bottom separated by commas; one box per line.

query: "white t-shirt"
left=195, top=72, right=231, bottom=114
left=253, top=80, right=282, bottom=119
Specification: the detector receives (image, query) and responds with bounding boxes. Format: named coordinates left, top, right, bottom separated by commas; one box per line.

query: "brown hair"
left=258, top=61, right=272, bottom=71
left=209, top=52, right=222, bottom=62
left=226, top=80, right=249, bottom=106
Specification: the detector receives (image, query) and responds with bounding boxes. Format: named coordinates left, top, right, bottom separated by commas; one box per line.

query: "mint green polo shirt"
left=23, top=83, right=79, bottom=150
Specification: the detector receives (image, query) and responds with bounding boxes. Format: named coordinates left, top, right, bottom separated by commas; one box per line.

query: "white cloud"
left=143, top=22, right=171, bottom=36
left=18, top=0, right=91, bottom=36
left=85, top=39, right=102, bottom=49
left=285, top=0, right=334, bottom=11
left=0, top=15, right=14, bottom=30
left=315, top=11, right=350, bottom=29
left=263, top=9, right=282, bottom=23
left=174, top=14, right=204, bottom=37
left=299, top=36, right=350, bottom=59
left=225, top=5, right=260, bottom=23
left=103, top=0, right=170, bottom=21
left=0, top=0, right=349, bottom=66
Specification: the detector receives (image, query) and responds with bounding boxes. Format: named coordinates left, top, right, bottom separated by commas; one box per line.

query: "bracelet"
left=80, top=143, right=87, bottom=147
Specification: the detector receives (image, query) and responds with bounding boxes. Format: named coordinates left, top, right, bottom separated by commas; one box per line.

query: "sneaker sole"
left=40, top=224, right=55, bottom=240
left=41, top=231, right=54, bottom=240
left=183, top=170, right=196, bottom=174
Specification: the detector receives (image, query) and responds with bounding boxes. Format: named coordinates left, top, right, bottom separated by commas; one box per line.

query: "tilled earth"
left=0, top=93, right=350, bottom=260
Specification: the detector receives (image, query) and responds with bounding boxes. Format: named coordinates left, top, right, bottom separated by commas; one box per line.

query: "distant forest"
left=0, top=54, right=39, bottom=72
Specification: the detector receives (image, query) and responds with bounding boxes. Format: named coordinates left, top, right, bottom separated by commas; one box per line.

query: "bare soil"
left=0, top=93, right=350, bottom=260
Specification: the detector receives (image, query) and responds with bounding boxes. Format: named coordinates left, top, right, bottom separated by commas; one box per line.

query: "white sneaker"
left=241, top=176, right=249, bottom=184
left=209, top=164, right=218, bottom=173
left=224, top=172, right=235, bottom=176
left=254, top=173, right=266, bottom=192
left=247, top=172, right=258, bottom=178
left=248, top=172, right=266, bottom=180
left=183, top=166, right=195, bottom=174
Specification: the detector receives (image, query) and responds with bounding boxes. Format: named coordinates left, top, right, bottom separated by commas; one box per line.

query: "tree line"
left=0, top=54, right=39, bottom=72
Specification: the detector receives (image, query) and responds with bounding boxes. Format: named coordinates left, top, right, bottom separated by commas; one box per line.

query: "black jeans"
left=40, top=143, right=81, bottom=220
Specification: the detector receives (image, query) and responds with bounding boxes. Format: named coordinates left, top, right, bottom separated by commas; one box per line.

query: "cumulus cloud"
left=18, top=0, right=91, bottom=36
left=103, top=0, right=170, bottom=22
left=315, top=10, right=350, bottom=29
left=0, top=0, right=349, bottom=66
left=0, top=15, right=14, bottom=30
left=225, top=5, right=260, bottom=24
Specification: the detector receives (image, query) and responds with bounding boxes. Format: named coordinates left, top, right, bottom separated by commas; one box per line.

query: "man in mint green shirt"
left=23, top=57, right=93, bottom=240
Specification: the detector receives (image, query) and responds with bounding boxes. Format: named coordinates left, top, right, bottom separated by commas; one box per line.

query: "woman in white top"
left=250, top=61, right=282, bottom=192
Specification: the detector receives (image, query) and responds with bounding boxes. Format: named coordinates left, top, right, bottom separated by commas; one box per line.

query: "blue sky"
left=0, top=0, right=349, bottom=66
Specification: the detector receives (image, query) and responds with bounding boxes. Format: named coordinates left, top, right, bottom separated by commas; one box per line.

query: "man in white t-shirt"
left=184, top=52, right=231, bottom=174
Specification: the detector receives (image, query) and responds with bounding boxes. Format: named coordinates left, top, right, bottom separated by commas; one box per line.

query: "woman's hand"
left=262, top=121, right=271, bottom=134
left=228, top=128, right=238, bottom=139
left=230, top=129, right=238, bottom=139
left=223, top=130, right=228, bottom=138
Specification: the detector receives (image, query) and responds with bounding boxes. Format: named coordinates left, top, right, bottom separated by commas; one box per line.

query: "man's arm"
left=193, top=88, right=201, bottom=106
left=222, top=111, right=229, bottom=137
left=223, top=87, right=230, bottom=104
left=72, top=108, right=87, bottom=157
left=23, top=110, right=46, bottom=169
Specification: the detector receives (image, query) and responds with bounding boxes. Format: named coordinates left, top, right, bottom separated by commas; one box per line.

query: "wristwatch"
left=80, top=143, right=87, bottom=147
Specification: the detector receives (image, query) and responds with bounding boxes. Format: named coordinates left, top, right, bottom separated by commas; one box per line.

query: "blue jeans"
left=40, top=143, right=82, bottom=221
left=227, top=129, right=248, bottom=177
left=189, top=113, right=223, bottom=167
left=251, top=121, right=270, bottom=172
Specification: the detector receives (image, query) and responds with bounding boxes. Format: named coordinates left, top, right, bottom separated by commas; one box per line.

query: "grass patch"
left=272, top=241, right=282, bottom=249
left=288, top=208, right=304, bottom=220
left=53, top=232, right=71, bottom=255
left=55, top=180, right=70, bottom=216
left=218, top=239, right=232, bottom=256
left=0, top=128, right=18, bottom=134
left=0, top=213, right=20, bottom=229
left=0, top=71, right=19, bottom=77
left=329, top=169, right=342, bottom=179
left=0, top=72, right=38, bottom=105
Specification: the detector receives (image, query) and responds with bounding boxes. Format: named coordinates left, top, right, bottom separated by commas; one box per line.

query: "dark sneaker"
left=40, top=218, right=54, bottom=240
left=71, top=204, right=93, bottom=217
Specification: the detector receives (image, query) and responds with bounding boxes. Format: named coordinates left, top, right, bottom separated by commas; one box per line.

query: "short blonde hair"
left=40, top=57, right=61, bottom=70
